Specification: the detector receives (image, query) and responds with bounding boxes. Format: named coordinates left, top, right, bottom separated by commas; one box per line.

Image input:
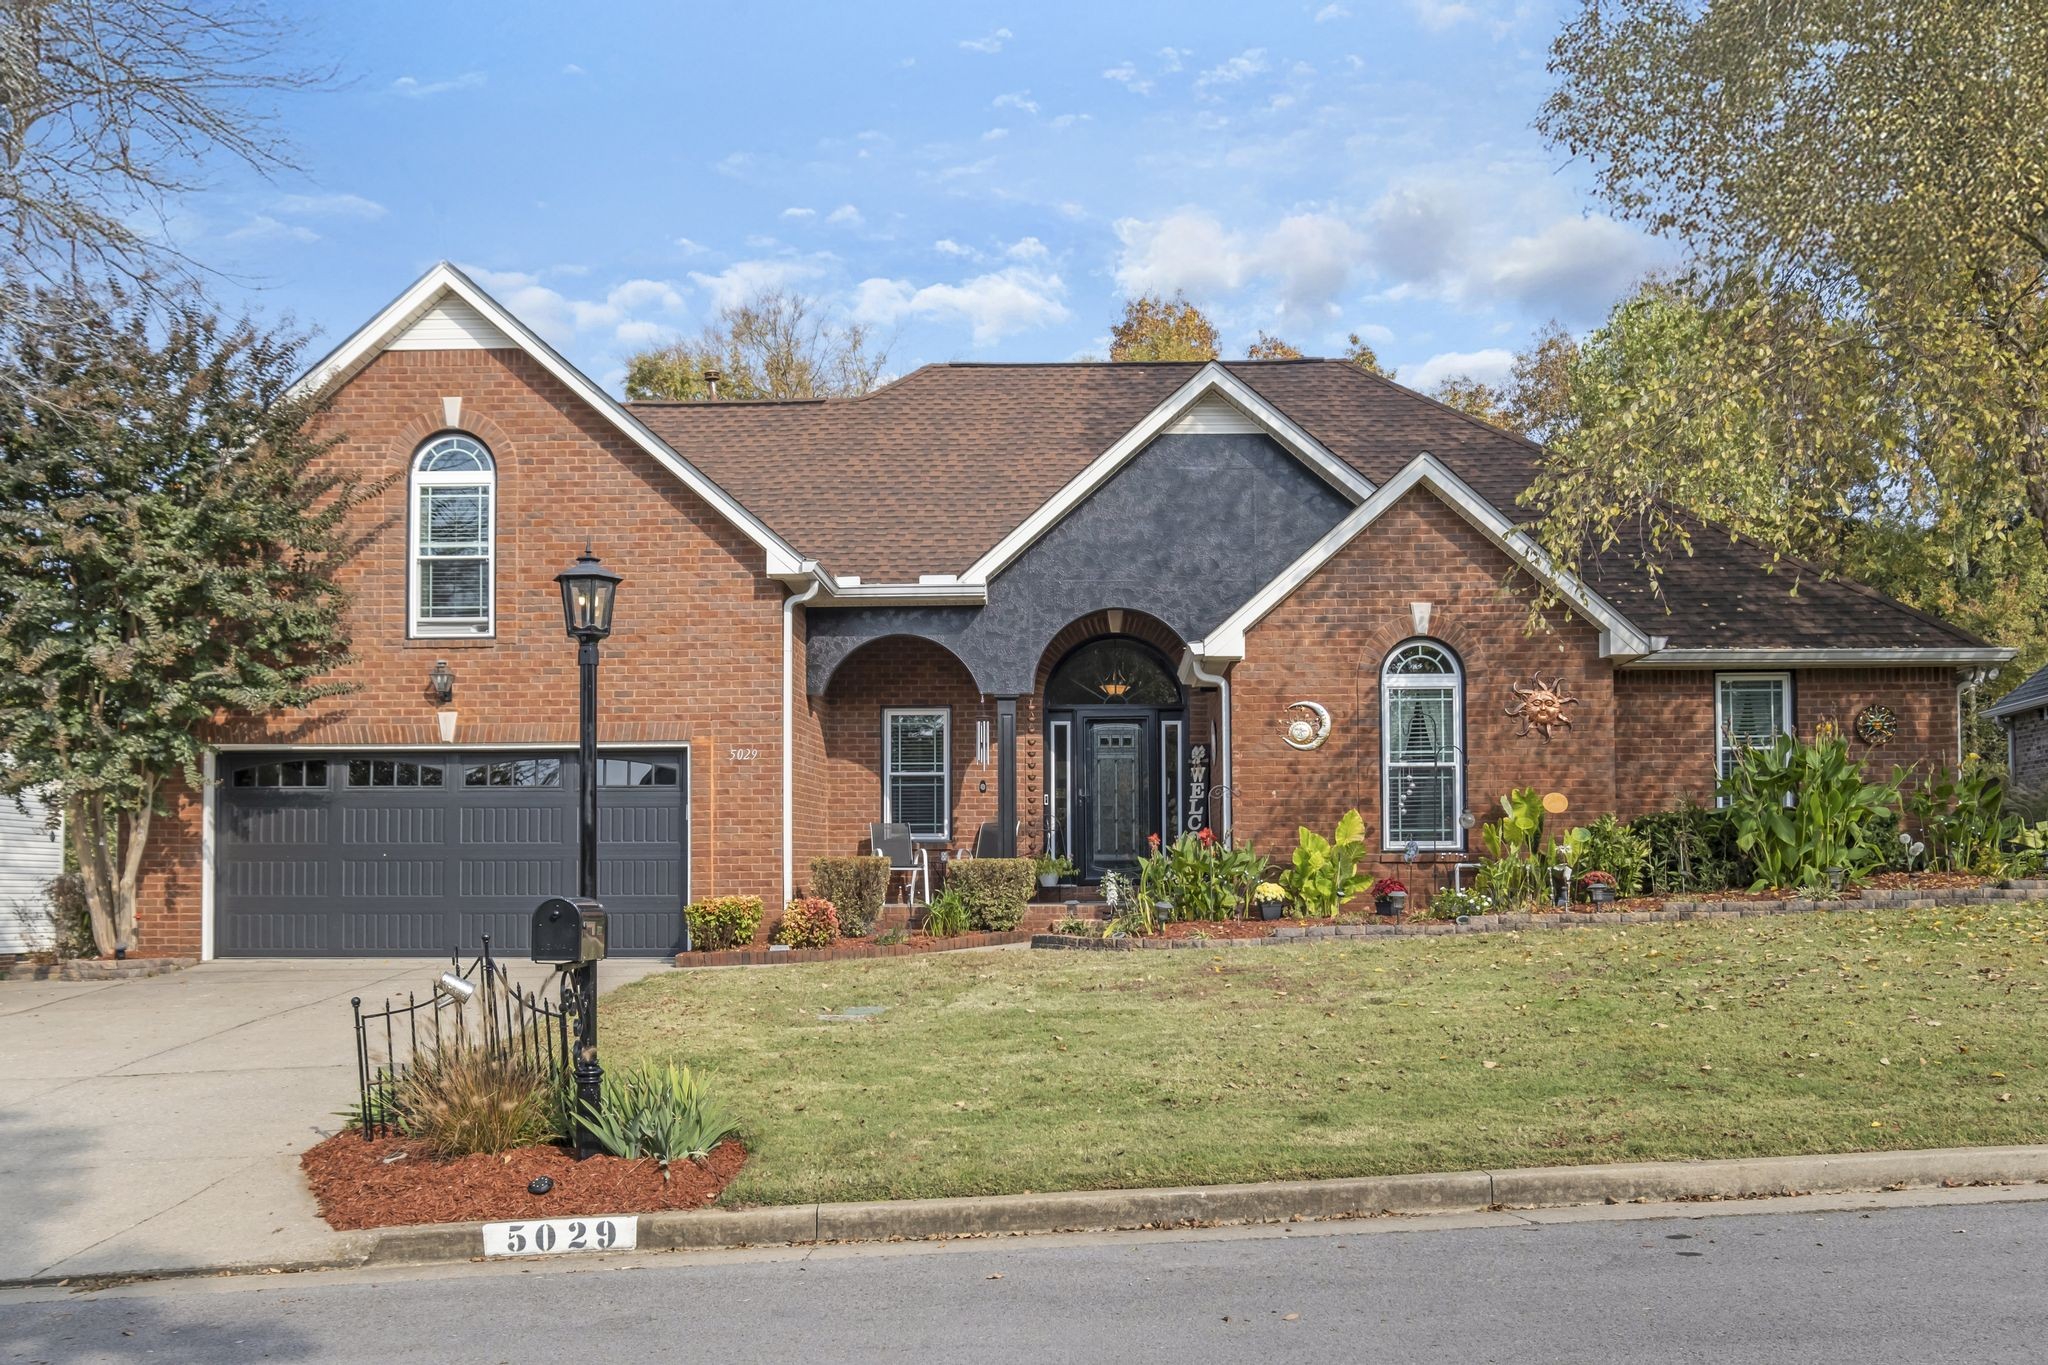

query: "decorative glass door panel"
left=1089, top=722, right=1144, bottom=874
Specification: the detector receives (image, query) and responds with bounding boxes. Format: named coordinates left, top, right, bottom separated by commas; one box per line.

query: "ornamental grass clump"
left=389, top=1041, right=562, bottom=1158
left=580, top=1060, right=740, bottom=1178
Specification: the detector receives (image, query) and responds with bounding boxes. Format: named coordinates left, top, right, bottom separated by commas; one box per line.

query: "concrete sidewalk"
left=0, top=956, right=668, bottom=1281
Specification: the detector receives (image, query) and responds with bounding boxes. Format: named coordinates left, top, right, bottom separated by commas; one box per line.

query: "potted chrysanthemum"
left=1253, top=881, right=1289, bottom=921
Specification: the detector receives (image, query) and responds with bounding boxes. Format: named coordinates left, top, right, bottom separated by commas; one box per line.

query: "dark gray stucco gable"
left=806, top=431, right=1355, bottom=695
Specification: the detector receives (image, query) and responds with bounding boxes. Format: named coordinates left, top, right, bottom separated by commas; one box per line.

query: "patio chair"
left=971, top=820, right=1022, bottom=859
left=869, top=822, right=930, bottom=905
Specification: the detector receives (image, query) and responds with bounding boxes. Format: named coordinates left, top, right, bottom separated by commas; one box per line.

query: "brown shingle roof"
left=629, top=359, right=1987, bottom=653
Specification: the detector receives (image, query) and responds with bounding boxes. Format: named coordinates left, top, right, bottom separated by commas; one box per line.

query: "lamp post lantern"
left=554, top=546, right=621, bottom=1157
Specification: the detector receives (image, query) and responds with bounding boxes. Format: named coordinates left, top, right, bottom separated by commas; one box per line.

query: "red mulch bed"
left=300, top=1131, right=746, bottom=1231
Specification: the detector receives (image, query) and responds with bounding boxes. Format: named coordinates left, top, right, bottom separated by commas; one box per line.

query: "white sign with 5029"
left=482, top=1214, right=638, bottom=1257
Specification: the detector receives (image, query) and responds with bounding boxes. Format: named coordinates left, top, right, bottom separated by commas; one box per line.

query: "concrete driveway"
left=0, top=956, right=670, bottom=1282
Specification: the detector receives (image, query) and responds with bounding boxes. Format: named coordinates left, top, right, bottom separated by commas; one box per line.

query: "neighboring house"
left=130, top=264, right=2013, bottom=959
left=1989, top=663, right=2048, bottom=793
left=0, top=790, right=64, bottom=956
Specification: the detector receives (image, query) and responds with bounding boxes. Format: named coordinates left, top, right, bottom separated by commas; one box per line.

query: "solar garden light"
left=434, top=971, right=475, bottom=1004
left=551, top=546, right=622, bottom=1158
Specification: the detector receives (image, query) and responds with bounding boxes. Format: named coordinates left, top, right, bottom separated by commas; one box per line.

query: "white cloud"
left=687, top=258, right=828, bottom=312
left=459, top=267, right=685, bottom=337
left=959, top=27, right=1013, bottom=53
left=1006, top=236, right=1050, bottom=261
left=1103, top=62, right=1153, bottom=95
left=1406, top=347, right=1514, bottom=391
left=1315, top=2, right=1351, bottom=19
left=1352, top=322, right=1395, bottom=347
left=853, top=266, right=1070, bottom=345
left=562, top=63, right=586, bottom=76
left=1112, top=208, right=1366, bottom=320
left=1049, top=113, right=1090, bottom=130
left=1483, top=214, right=1657, bottom=320
left=715, top=151, right=753, bottom=178
left=826, top=204, right=864, bottom=227
left=934, top=238, right=975, bottom=257
left=1367, top=183, right=1471, bottom=284
left=1196, top=49, right=1268, bottom=92
left=673, top=236, right=710, bottom=256
left=1158, top=47, right=1190, bottom=73
left=982, top=127, right=1010, bottom=140
left=613, top=319, right=669, bottom=347
left=781, top=206, right=816, bottom=220
left=1407, top=0, right=1477, bottom=30
left=272, top=191, right=386, bottom=220
left=390, top=71, right=486, bottom=98
left=992, top=91, right=1039, bottom=116
left=226, top=214, right=319, bottom=244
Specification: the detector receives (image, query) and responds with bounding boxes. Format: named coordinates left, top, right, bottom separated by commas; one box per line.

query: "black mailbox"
left=531, top=896, right=607, bottom=964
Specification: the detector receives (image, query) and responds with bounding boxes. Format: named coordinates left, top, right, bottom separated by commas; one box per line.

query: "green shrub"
left=580, top=1060, right=740, bottom=1176
left=1628, top=804, right=1752, bottom=893
left=685, top=895, right=763, bottom=951
left=1571, top=814, right=1650, bottom=896
left=1476, top=788, right=1548, bottom=908
left=1425, top=886, right=1489, bottom=920
left=1033, top=853, right=1078, bottom=881
left=773, top=897, right=838, bottom=948
left=1719, top=733, right=1900, bottom=891
left=945, top=857, right=1036, bottom=931
left=1905, top=758, right=2015, bottom=874
left=36, top=873, right=94, bottom=959
left=809, top=856, right=889, bottom=936
left=1277, top=810, right=1372, bottom=918
left=923, top=888, right=969, bottom=937
left=391, top=1042, right=562, bottom=1157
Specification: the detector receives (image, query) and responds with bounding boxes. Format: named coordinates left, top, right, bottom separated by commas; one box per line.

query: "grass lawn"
left=601, top=904, right=2048, bottom=1207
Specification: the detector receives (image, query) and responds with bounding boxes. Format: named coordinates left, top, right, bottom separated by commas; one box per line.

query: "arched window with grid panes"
left=409, top=434, right=495, bottom=636
left=1381, top=640, right=1464, bottom=851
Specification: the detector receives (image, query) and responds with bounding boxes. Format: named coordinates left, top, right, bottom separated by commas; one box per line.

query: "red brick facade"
left=132, top=333, right=1976, bottom=956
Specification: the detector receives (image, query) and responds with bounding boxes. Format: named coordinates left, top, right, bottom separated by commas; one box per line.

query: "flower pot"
left=1589, top=885, right=1615, bottom=905
left=1040, top=873, right=1059, bottom=889
left=1374, top=896, right=1395, bottom=917
left=1259, top=902, right=1284, bottom=921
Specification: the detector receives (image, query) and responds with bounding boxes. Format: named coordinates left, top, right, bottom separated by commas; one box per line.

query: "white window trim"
left=408, top=434, right=496, bottom=638
left=1715, top=671, right=1794, bottom=796
left=1381, top=641, right=1465, bottom=852
left=882, top=707, right=951, bottom=842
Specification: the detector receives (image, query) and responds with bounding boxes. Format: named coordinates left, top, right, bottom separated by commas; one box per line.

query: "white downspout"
left=1185, top=651, right=1233, bottom=840
left=783, top=572, right=824, bottom=907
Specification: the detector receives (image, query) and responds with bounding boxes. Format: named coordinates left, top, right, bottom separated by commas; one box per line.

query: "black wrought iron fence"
left=349, top=936, right=579, bottom=1140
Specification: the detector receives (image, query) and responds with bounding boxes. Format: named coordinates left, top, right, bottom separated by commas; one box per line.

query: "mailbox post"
left=550, top=548, right=621, bottom=1158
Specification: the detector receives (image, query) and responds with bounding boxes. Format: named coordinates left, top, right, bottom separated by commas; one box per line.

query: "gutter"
left=783, top=570, right=824, bottom=907
left=1623, top=646, right=2014, bottom=669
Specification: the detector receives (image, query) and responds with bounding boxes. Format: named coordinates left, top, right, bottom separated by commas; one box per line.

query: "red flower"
left=1371, top=877, right=1406, bottom=896
left=1197, top=826, right=1216, bottom=848
left=1148, top=832, right=1162, bottom=849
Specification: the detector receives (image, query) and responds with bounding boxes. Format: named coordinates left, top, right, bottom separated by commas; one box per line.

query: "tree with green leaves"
left=0, top=290, right=376, bottom=956
left=623, top=289, right=887, bottom=401
left=1529, top=1, right=2048, bottom=610
left=1109, top=293, right=1219, bottom=362
left=1244, top=332, right=1302, bottom=360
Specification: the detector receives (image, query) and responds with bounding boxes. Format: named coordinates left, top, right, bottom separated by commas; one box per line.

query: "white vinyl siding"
left=883, top=708, right=950, bottom=841
left=387, top=297, right=518, bottom=350
left=1382, top=641, right=1464, bottom=851
left=1717, top=673, right=1793, bottom=782
left=409, top=435, right=496, bottom=637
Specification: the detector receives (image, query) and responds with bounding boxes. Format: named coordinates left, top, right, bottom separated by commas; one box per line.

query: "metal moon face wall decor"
left=1505, top=676, right=1580, bottom=740
left=1281, top=700, right=1331, bottom=751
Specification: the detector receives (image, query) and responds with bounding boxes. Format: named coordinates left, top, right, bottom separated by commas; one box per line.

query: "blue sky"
left=187, top=0, right=1665, bottom=394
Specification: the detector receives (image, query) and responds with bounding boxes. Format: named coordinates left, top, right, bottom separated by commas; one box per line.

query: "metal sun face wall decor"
left=1505, top=675, right=1580, bottom=740
left=1855, top=704, right=1898, bottom=746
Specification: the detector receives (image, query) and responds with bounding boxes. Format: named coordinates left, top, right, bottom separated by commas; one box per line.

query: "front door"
left=1081, top=716, right=1151, bottom=881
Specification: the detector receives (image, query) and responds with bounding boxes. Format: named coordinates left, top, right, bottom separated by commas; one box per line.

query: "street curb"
left=349, top=1143, right=2048, bottom=1271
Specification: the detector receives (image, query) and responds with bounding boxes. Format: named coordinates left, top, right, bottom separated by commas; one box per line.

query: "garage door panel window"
left=232, top=759, right=330, bottom=789
left=599, top=759, right=679, bottom=787
left=883, top=708, right=949, bottom=840
left=346, top=759, right=445, bottom=788
left=463, top=758, right=562, bottom=788
left=410, top=435, right=495, bottom=637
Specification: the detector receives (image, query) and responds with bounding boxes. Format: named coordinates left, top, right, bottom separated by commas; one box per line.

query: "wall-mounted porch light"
left=429, top=660, right=456, bottom=705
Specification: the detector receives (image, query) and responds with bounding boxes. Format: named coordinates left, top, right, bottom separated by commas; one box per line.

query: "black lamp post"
left=555, top=546, right=621, bottom=1157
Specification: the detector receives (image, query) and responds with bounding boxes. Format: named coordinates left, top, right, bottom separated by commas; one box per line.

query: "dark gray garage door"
left=216, top=749, right=688, bottom=957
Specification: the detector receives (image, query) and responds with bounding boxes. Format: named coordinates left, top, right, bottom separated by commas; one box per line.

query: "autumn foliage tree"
left=0, top=291, right=375, bottom=955
left=1109, top=293, right=1219, bottom=362
left=624, top=290, right=887, bottom=401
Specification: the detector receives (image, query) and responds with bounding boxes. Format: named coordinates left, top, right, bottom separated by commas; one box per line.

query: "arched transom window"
left=409, top=434, right=495, bottom=636
left=1381, top=640, right=1464, bottom=850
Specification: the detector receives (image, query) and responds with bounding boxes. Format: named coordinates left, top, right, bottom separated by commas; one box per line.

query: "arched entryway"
left=1042, top=636, right=1186, bottom=882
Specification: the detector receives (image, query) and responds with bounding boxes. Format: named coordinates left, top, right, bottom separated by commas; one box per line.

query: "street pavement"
left=3, top=1188, right=2045, bottom=1363
left=0, top=956, right=669, bottom=1282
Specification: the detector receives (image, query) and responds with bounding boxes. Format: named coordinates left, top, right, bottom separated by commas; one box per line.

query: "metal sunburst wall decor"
left=1505, top=675, right=1580, bottom=740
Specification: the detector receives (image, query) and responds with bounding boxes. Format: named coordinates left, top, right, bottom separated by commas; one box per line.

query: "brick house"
left=146, top=264, right=2013, bottom=958
left=1990, top=664, right=2048, bottom=794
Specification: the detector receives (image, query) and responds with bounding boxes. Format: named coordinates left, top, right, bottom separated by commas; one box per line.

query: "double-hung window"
left=883, top=708, right=949, bottom=840
left=1382, top=641, right=1464, bottom=850
left=1717, top=673, right=1792, bottom=781
left=410, top=434, right=495, bottom=636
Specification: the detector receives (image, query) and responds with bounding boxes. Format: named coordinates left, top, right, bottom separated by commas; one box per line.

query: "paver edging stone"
left=0, top=955, right=197, bottom=982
